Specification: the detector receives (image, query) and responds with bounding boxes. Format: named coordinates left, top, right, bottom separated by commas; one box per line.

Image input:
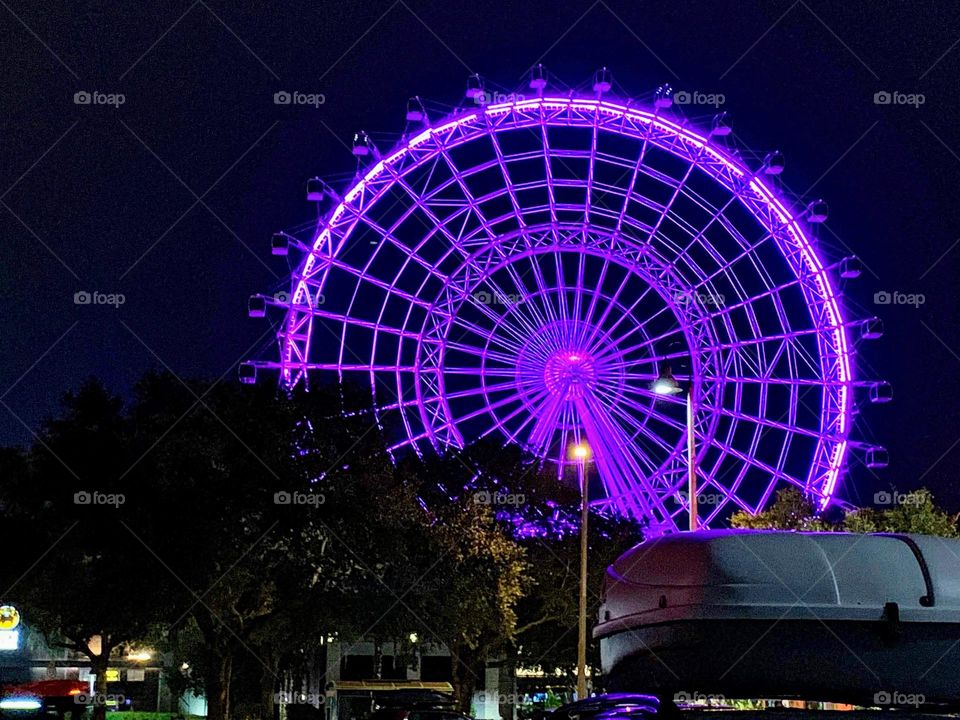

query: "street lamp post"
left=572, top=443, right=590, bottom=699
left=652, top=367, right=698, bottom=532
left=686, top=392, right=697, bottom=531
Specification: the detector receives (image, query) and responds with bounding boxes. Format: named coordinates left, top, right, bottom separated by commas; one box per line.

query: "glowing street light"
left=571, top=442, right=590, bottom=699
left=651, top=366, right=683, bottom=396
left=652, top=367, right=699, bottom=531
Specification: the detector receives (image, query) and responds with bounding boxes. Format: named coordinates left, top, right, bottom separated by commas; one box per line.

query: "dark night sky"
left=2, top=1, right=960, bottom=509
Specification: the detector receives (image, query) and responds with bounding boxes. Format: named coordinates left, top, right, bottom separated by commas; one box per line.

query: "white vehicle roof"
left=597, top=530, right=960, bottom=632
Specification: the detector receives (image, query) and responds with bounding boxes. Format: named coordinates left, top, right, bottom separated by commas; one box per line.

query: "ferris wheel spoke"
left=698, top=430, right=802, bottom=491
left=528, top=259, right=561, bottom=330
left=590, top=385, right=686, bottom=459
left=485, top=242, right=558, bottom=335
left=590, top=385, right=678, bottom=456
left=578, top=391, right=662, bottom=485
left=488, top=129, right=528, bottom=231
left=593, top=324, right=688, bottom=369
left=464, top=299, right=552, bottom=352
left=468, top=262, right=559, bottom=344
left=581, top=264, right=652, bottom=351
left=661, top=183, right=740, bottom=270
left=499, top=258, right=556, bottom=331
left=701, top=403, right=842, bottom=443
left=540, top=123, right=559, bottom=227
left=571, top=246, right=587, bottom=338
left=616, top=382, right=699, bottom=410
left=444, top=378, right=522, bottom=402
left=587, top=297, right=683, bottom=362
left=461, top=244, right=553, bottom=338
left=615, top=135, right=651, bottom=232
left=698, top=491, right=755, bottom=526
left=615, top=369, right=665, bottom=384
left=353, top=211, right=545, bottom=352
left=647, top=159, right=698, bottom=248
left=454, top=278, right=539, bottom=344
left=688, top=276, right=803, bottom=329
left=300, top=257, right=438, bottom=312
left=304, top=309, right=428, bottom=342
left=526, top=392, right=568, bottom=458
left=389, top=387, right=529, bottom=453
left=577, top=251, right=613, bottom=346
left=439, top=339, right=518, bottom=366
left=678, top=229, right=772, bottom=295
left=588, top=394, right=675, bottom=478
left=385, top=159, right=544, bottom=341
left=602, top=347, right=691, bottom=371
left=574, top=393, right=673, bottom=527
left=480, top=384, right=554, bottom=445
left=442, top=366, right=519, bottom=378
left=584, top=281, right=677, bottom=359
left=433, top=143, right=562, bottom=344
left=552, top=250, right=571, bottom=337
left=597, top=385, right=804, bottom=511
left=349, top=214, right=455, bottom=285
left=446, top=308, right=527, bottom=355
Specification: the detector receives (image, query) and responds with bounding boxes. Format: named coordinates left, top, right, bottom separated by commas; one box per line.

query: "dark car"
left=367, top=691, right=472, bottom=720
left=368, top=710, right=472, bottom=720
left=551, top=695, right=960, bottom=720
left=551, top=694, right=661, bottom=720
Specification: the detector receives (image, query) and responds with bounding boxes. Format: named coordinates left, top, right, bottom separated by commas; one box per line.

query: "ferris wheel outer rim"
left=278, top=94, right=855, bottom=515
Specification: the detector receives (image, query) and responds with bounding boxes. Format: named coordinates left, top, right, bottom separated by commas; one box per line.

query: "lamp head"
left=651, top=365, right=683, bottom=395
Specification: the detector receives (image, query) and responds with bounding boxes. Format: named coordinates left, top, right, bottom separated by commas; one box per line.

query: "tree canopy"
left=731, top=486, right=959, bottom=537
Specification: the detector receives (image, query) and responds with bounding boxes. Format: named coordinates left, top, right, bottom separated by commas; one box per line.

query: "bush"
left=106, top=713, right=173, bottom=720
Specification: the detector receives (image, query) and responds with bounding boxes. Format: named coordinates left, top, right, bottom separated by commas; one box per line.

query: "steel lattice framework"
left=251, top=95, right=858, bottom=534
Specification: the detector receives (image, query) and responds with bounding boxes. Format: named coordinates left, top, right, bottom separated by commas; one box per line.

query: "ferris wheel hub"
left=543, top=350, right=597, bottom=400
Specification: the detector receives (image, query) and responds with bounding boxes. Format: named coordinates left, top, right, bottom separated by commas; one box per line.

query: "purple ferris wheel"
left=246, top=71, right=888, bottom=534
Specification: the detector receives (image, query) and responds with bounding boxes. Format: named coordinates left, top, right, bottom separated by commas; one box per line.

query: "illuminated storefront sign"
left=0, top=606, right=21, bottom=650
